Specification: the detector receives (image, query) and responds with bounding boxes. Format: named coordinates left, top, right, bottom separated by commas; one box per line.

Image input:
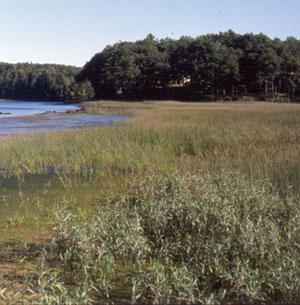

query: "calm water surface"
left=0, top=101, right=129, bottom=134
left=0, top=101, right=79, bottom=117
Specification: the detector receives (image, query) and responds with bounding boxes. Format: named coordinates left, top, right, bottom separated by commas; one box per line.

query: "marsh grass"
left=0, top=173, right=132, bottom=242
left=0, top=100, right=300, bottom=303
left=0, top=101, right=299, bottom=195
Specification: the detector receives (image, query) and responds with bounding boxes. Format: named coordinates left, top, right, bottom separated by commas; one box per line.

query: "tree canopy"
left=1, top=31, right=300, bottom=102
left=78, top=31, right=300, bottom=101
left=0, top=63, right=94, bottom=102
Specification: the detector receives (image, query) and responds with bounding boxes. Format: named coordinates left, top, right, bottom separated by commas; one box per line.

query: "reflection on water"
left=0, top=173, right=130, bottom=242
left=0, top=101, right=129, bottom=134
left=0, top=101, right=79, bottom=117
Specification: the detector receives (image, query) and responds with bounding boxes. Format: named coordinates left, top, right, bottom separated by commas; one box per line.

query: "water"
left=0, top=101, right=80, bottom=117
left=0, top=101, right=129, bottom=134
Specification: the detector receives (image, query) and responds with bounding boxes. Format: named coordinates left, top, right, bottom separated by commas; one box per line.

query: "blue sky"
left=0, top=0, right=299, bottom=67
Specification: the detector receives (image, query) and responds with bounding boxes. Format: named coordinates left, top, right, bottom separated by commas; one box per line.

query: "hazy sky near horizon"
left=0, top=0, right=299, bottom=67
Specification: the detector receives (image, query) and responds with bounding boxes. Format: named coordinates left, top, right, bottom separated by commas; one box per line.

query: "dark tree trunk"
left=264, top=81, right=268, bottom=100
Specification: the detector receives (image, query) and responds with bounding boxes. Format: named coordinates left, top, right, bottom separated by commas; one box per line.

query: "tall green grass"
left=0, top=101, right=299, bottom=196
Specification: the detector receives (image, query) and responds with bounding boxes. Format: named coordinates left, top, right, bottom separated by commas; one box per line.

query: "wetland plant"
left=37, top=172, right=300, bottom=304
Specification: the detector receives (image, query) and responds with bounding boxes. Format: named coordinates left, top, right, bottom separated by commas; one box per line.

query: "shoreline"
left=0, top=103, right=84, bottom=121
left=0, top=97, right=81, bottom=104
left=0, top=103, right=128, bottom=136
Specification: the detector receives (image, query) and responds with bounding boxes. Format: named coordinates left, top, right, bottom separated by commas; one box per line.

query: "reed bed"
left=0, top=101, right=299, bottom=195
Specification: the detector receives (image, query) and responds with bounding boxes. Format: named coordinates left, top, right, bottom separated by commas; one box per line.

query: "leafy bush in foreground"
left=37, top=172, right=300, bottom=304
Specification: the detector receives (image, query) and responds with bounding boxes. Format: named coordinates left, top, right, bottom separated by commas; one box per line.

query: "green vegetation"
left=2, top=31, right=300, bottom=102
left=0, top=63, right=94, bottom=102
left=78, top=32, right=300, bottom=101
left=0, top=101, right=299, bottom=195
left=38, top=173, right=300, bottom=304
left=0, top=101, right=299, bottom=303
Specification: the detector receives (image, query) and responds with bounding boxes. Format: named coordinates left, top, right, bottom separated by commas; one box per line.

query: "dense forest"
left=78, top=31, right=300, bottom=101
left=1, top=31, right=300, bottom=102
left=0, top=63, right=94, bottom=102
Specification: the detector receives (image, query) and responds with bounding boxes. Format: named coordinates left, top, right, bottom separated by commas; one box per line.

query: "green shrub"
left=38, top=172, right=300, bottom=304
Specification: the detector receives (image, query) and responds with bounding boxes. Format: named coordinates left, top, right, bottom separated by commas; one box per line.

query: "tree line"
left=0, top=63, right=94, bottom=102
left=78, top=31, right=300, bottom=101
left=0, top=31, right=300, bottom=102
